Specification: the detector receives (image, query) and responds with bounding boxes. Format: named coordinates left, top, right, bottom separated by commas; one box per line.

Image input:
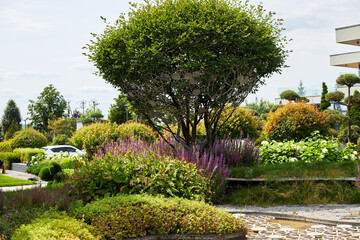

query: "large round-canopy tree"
left=85, top=0, right=288, bottom=148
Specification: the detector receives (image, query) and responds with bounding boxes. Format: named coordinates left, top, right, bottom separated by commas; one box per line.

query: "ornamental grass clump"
left=71, top=194, right=245, bottom=239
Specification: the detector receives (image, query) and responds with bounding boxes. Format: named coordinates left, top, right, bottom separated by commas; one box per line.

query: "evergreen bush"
left=0, top=152, right=21, bottom=168
left=13, top=148, right=45, bottom=163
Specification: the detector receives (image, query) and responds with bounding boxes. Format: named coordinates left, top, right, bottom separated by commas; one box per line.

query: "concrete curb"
left=0, top=182, right=48, bottom=192
left=123, top=231, right=247, bottom=240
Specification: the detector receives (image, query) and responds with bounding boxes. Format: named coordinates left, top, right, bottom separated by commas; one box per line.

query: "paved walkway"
left=0, top=170, right=47, bottom=192
left=218, top=204, right=360, bottom=239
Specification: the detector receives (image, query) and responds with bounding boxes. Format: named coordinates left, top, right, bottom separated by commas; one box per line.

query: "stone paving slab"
left=218, top=204, right=360, bottom=224
left=236, top=214, right=360, bottom=239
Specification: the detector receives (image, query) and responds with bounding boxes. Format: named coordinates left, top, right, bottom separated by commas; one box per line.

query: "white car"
left=42, top=145, right=86, bottom=157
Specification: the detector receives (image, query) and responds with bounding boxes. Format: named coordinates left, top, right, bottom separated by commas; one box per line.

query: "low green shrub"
left=217, top=105, right=259, bottom=139
left=0, top=206, right=46, bottom=240
left=259, top=131, right=359, bottom=164
left=71, top=152, right=211, bottom=201
left=70, top=122, right=120, bottom=156
left=13, top=148, right=45, bottom=163
left=72, top=194, right=245, bottom=239
left=51, top=134, right=71, bottom=145
left=0, top=152, right=21, bottom=168
left=11, top=211, right=99, bottom=240
left=10, top=129, right=47, bottom=149
left=117, top=121, right=156, bottom=141
left=0, top=141, right=12, bottom=152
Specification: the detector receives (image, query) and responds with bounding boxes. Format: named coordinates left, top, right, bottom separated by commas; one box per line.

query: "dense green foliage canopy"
left=85, top=0, right=288, bottom=147
left=28, top=85, right=67, bottom=133
left=1, top=99, right=21, bottom=136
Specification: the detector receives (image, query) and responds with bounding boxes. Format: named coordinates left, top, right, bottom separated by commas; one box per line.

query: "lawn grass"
left=0, top=175, right=35, bottom=187
left=230, top=160, right=359, bottom=179
left=223, top=180, right=360, bottom=207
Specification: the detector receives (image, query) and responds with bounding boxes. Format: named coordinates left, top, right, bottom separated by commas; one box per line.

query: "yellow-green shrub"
left=72, top=194, right=245, bottom=239
left=70, top=122, right=121, bottom=156
left=10, top=129, right=47, bottom=149
left=263, top=102, right=330, bottom=141
left=0, top=152, right=21, bottom=168
left=13, top=148, right=45, bottom=163
left=217, top=105, right=259, bottom=139
left=0, top=141, right=12, bottom=152
left=117, top=121, right=156, bottom=141
left=12, top=211, right=99, bottom=240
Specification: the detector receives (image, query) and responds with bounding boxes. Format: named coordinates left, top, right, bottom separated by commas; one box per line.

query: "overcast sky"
left=1, top=0, right=359, bottom=123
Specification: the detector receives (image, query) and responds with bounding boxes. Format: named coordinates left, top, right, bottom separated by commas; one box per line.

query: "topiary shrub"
left=11, top=211, right=99, bottom=240
left=0, top=141, right=12, bottom=152
left=217, top=105, right=259, bottom=139
left=263, top=102, right=330, bottom=141
left=71, top=194, right=245, bottom=239
left=70, top=122, right=120, bottom=156
left=280, top=90, right=300, bottom=101
left=39, top=161, right=63, bottom=182
left=117, top=121, right=156, bottom=141
left=10, top=129, right=47, bottom=149
left=13, top=148, right=45, bottom=163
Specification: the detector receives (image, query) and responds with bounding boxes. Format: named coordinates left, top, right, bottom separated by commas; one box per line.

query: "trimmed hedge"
left=72, top=194, right=245, bottom=239
left=13, top=148, right=45, bottom=163
left=0, top=152, right=21, bottom=168
left=0, top=141, right=12, bottom=152
left=11, top=211, right=99, bottom=240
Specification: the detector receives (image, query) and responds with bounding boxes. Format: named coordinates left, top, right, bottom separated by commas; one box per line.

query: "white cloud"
left=0, top=71, right=59, bottom=80
left=0, top=7, right=52, bottom=32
